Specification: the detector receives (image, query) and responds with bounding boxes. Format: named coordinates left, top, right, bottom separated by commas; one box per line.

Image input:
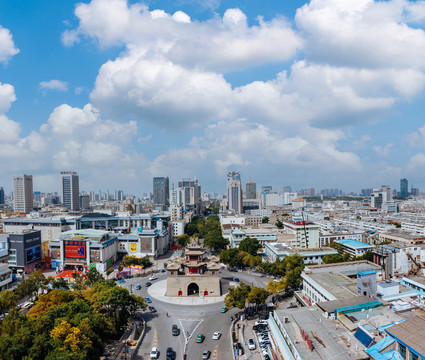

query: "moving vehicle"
left=145, top=282, right=152, bottom=287
left=220, top=306, right=228, bottom=313
left=166, top=347, right=175, bottom=360
left=135, top=284, right=141, bottom=290
left=117, top=279, right=125, bottom=284
left=234, top=278, right=240, bottom=282
left=149, top=306, right=157, bottom=313
left=144, top=297, right=152, bottom=303
left=212, top=331, right=221, bottom=340
left=196, top=334, right=205, bottom=343
left=149, top=275, right=158, bottom=281
left=150, top=347, right=159, bottom=359
left=202, top=350, right=211, bottom=359
left=172, top=324, right=180, bottom=336
left=248, top=338, right=256, bottom=350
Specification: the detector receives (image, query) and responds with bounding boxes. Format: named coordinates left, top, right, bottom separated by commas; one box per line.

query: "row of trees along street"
left=0, top=269, right=146, bottom=360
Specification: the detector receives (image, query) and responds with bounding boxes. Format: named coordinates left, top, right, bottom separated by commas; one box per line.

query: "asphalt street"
left=119, top=270, right=271, bottom=360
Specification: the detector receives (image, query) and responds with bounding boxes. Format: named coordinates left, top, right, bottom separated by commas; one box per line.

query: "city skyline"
left=1, top=1, right=425, bottom=193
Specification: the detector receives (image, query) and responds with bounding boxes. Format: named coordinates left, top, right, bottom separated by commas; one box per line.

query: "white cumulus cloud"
left=0, top=25, right=19, bottom=63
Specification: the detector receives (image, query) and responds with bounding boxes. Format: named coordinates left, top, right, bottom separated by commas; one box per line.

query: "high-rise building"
left=227, top=171, right=243, bottom=214
left=79, top=194, right=90, bottom=209
left=400, top=178, right=408, bottom=199
left=61, top=171, right=80, bottom=210
left=117, top=190, right=124, bottom=201
left=153, top=177, right=169, bottom=211
left=13, top=174, right=33, bottom=213
left=245, top=181, right=257, bottom=199
left=0, top=186, right=4, bottom=205
left=411, top=187, right=420, bottom=196
left=172, top=178, right=202, bottom=214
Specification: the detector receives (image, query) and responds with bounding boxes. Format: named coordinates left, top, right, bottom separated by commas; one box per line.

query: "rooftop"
left=335, top=239, right=375, bottom=249
left=58, top=229, right=115, bottom=242
left=386, top=316, right=425, bottom=357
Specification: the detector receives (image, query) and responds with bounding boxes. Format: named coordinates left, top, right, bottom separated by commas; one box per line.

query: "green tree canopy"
left=247, top=287, right=269, bottom=305
left=0, top=290, right=18, bottom=314
left=204, top=230, right=229, bottom=252
left=177, top=234, right=190, bottom=248
left=224, top=282, right=252, bottom=309
left=262, top=216, right=269, bottom=223
left=239, top=237, right=262, bottom=256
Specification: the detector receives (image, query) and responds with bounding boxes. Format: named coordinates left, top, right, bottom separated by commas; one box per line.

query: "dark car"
left=172, top=324, right=180, bottom=336
left=149, top=306, right=157, bottom=313
left=145, top=282, right=152, bottom=287
left=166, top=347, right=175, bottom=360
left=236, top=343, right=244, bottom=355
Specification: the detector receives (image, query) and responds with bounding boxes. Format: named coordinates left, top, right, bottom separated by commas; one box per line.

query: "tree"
left=239, top=237, right=262, bottom=256
left=0, top=290, right=18, bottom=314
left=247, top=287, right=269, bottom=305
left=266, top=278, right=287, bottom=294
left=123, top=255, right=140, bottom=267
left=203, top=230, right=229, bottom=252
left=275, top=220, right=284, bottom=229
left=185, top=223, right=198, bottom=237
left=224, top=282, right=251, bottom=309
left=86, top=269, right=104, bottom=285
left=262, top=216, right=269, bottom=224
left=139, top=256, right=152, bottom=268
left=177, top=234, right=190, bottom=248
left=15, top=277, right=38, bottom=298
left=220, top=248, right=245, bottom=268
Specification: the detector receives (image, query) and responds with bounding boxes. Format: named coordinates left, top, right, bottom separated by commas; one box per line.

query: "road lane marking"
left=212, top=344, right=219, bottom=360
left=151, top=328, right=157, bottom=349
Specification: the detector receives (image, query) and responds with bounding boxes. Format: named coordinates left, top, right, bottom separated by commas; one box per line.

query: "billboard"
left=65, top=245, right=86, bottom=258
left=26, top=246, right=41, bottom=264
left=130, top=243, right=137, bottom=252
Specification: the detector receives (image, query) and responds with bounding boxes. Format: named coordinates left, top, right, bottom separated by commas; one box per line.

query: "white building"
left=170, top=220, right=186, bottom=238
left=334, top=239, right=375, bottom=257
left=170, top=205, right=184, bottom=221
left=283, top=192, right=298, bottom=205
left=226, top=171, right=242, bottom=214
left=230, top=228, right=277, bottom=248
left=264, top=242, right=338, bottom=264
left=13, top=174, right=33, bottom=214
left=264, top=193, right=283, bottom=207
left=281, top=218, right=320, bottom=249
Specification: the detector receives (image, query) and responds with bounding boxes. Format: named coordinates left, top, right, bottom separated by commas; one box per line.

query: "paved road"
left=119, top=270, right=271, bottom=360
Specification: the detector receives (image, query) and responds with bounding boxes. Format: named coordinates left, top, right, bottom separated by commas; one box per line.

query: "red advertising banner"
left=65, top=245, right=86, bottom=258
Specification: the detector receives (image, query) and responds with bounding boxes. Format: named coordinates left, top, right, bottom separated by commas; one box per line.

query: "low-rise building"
left=281, top=217, right=320, bottom=248
left=319, top=232, right=363, bottom=247
left=334, top=239, right=375, bottom=257
left=264, top=242, right=338, bottom=264
left=300, top=261, right=383, bottom=305
left=48, top=229, right=118, bottom=273
left=229, top=227, right=277, bottom=248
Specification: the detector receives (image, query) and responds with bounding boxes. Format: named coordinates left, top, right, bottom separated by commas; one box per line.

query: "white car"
left=255, top=320, right=268, bottom=326
left=149, top=275, right=158, bottom=281
left=248, top=338, right=256, bottom=350
left=150, top=347, right=159, bottom=359
left=212, top=331, right=222, bottom=340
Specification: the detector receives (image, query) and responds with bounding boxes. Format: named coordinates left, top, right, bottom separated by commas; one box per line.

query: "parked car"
left=145, top=282, right=152, bottom=287
left=135, top=284, right=141, bottom=290
left=150, top=347, right=159, bottom=359
left=236, top=343, right=244, bottom=355
left=220, top=306, right=228, bottom=313
left=202, top=350, right=211, bottom=359
left=117, top=279, right=125, bottom=284
left=172, top=324, right=180, bottom=336
left=255, top=320, right=268, bottom=326
left=149, top=306, right=157, bottom=313
left=144, top=297, right=152, bottom=303
left=248, top=338, right=256, bottom=350
left=234, top=278, right=240, bottom=282
left=212, top=331, right=221, bottom=340
left=196, top=334, right=205, bottom=343
left=287, top=302, right=298, bottom=309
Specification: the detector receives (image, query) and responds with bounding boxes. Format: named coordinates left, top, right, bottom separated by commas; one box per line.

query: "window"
left=399, top=343, right=406, bottom=359
left=410, top=352, right=418, bottom=360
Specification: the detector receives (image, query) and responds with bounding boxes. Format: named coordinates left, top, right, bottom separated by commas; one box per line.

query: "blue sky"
left=1, top=0, right=425, bottom=195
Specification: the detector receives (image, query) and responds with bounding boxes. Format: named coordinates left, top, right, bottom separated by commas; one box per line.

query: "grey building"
left=13, top=174, right=33, bottom=213
left=400, top=178, right=408, bottom=198
left=0, top=186, right=4, bottom=204
left=79, top=194, right=90, bottom=209
left=153, top=177, right=169, bottom=211
left=245, top=181, right=256, bottom=199
left=8, top=230, right=41, bottom=274
left=61, top=171, right=80, bottom=210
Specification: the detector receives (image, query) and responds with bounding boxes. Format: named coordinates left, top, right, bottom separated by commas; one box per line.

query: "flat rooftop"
left=275, top=306, right=366, bottom=359
left=306, top=272, right=358, bottom=299
left=335, top=239, right=375, bottom=249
